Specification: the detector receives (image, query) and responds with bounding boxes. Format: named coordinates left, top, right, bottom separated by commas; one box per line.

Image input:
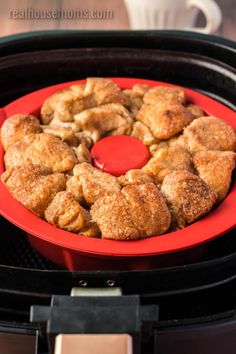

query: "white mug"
left=124, top=0, right=222, bottom=34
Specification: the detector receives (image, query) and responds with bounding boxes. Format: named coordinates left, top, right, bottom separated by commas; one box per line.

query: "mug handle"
left=186, top=0, right=222, bottom=34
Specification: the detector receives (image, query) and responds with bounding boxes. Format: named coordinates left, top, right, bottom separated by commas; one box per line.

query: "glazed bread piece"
left=123, top=84, right=149, bottom=117
left=4, top=133, right=78, bottom=173
left=131, top=121, right=156, bottom=146
left=72, top=144, right=91, bottom=164
left=84, top=77, right=129, bottom=107
left=45, top=191, right=100, bottom=237
left=1, top=165, right=66, bottom=217
left=74, top=103, right=133, bottom=143
left=182, top=116, right=236, bottom=153
left=66, top=163, right=121, bottom=205
left=161, top=170, right=218, bottom=228
left=41, top=78, right=129, bottom=124
left=40, top=85, right=94, bottom=124
left=193, top=150, right=236, bottom=201
left=118, top=169, right=154, bottom=187
left=143, top=86, right=187, bottom=105
left=186, top=104, right=205, bottom=118
left=0, top=114, right=42, bottom=151
left=149, top=134, right=185, bottom=156
left=41, top=125, right=79, bottom=146
left=143, top=145, right=193, bottom=184
left=137, top=101, right=194, bottom=140
left=91, top=183, right=171, bottom=240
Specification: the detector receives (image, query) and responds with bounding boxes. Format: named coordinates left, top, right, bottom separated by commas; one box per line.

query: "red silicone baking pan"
left=0, top=78, right=235, bottom=271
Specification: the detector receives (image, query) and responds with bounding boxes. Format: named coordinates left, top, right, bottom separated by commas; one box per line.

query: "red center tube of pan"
left=91, top=135, right=151, bottom=177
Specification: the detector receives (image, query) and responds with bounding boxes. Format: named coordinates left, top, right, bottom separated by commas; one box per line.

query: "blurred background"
left=0, top=0, right=235, bottom=40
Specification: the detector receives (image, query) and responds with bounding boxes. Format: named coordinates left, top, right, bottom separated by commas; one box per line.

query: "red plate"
left=0, top=78, right=235, bottom=270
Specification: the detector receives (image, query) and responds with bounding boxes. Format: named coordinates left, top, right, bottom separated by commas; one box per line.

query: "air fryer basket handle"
left=30, top=295, right=159, bottom=354
left=54, top=333, right=133, bottom=354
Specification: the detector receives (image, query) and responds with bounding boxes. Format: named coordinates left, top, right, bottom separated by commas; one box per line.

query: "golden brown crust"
left=74, top=103, right=133, bottom=143
left=91, top=183, right=171, bottom=240
left=45, top=191, right=89, bottom=233
left=161, top=170, right=218, bottom=227
left=40, top=85, right=95, bottom=124
left=40, top=96, right=55, bottom=125
left=91, top=192, right=139, bottom=239
left=182, top=116, right=236, bottom=153
left=0, top=114, right=42, bottom=151
left=143, top=145, right=193, bottom=184
left=43, top=117, right=93, bottom=148
left=84, top=77, right=129, bottom=107
left=80, top=220, right=101, bottom=238
left=137, top=101, right=194, bottom=140
left=193, top=150, right=236, bottom=201
left=131, top=121, right=156, bottom=146
left=1, top=165, right=66, bottom=217
left=74, top=132, right=93, bottom=149
left=186, top=104, right=205, bottom=118
left=143, top=86, right=187, bottom=105
left=4, top=133, right=78, bottom=173
left=41, top=125, right=79, bottom=146
left=149, top=134, right=185, bottom=156
left=66, top=175, right=84, bottom=204
left=131, top=84, right=150, bottom=97
left=123, top=84, right=149, bottom=117
left=121, top=183, right=171, bottom=237
left=118, top=169, right=154, bottom=187
left=41, top=76, right=129, bottom=125
left=72, top=144, right=91, bottom=164
left=46, top=116, right=80, bottom=131
left=69, top=163, right=121, bottom=205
